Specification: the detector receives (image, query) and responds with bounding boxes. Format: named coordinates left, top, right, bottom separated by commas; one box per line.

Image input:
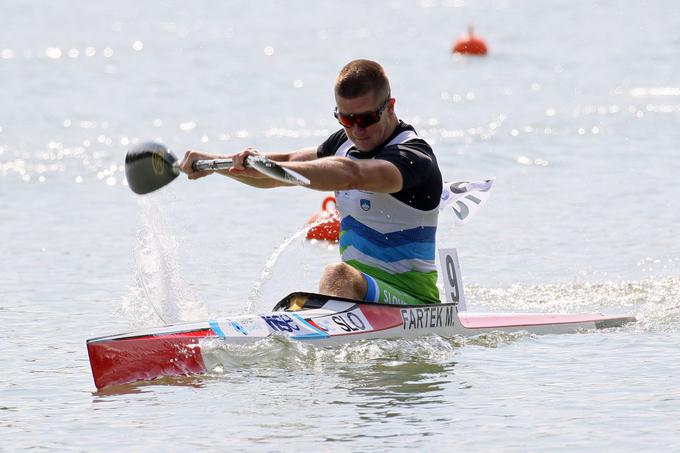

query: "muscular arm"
left=182, top=146, right=403, bottom=193
left=263, top=147, right=318, bottom=163
left=227, top=147, right=403, bottom=192
left=180, top=147, right=318, bottom=189
left=221, top=147, right=319, bottom=188
left=277, top=156, right=403, bottom=193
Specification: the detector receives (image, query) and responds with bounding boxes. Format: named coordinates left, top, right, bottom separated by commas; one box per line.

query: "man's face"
left=335, top=92, right=393, bottom=152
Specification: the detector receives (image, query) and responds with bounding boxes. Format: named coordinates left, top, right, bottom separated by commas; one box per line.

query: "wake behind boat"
left=87, top=254, right=636, bottom=389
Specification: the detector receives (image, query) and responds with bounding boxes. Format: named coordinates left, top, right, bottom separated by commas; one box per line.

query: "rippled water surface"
left=2, top=1, right=680, bottom=451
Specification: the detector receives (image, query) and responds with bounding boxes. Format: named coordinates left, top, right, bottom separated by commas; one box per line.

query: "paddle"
left=124, top=141, right=310, bottom=194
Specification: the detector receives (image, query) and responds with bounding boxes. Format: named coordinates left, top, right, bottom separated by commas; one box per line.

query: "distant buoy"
left=452, top=25, right=488, bottom=56
left=305, top=196, right=340, bottom=242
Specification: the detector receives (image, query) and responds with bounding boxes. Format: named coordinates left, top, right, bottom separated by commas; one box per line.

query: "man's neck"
left=381, top=115, right=400, bottom=144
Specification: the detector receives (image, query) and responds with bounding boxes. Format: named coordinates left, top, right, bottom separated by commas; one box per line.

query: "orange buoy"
left=452, top=25, right=488, bottom=56
left=305, top=196, right=340, bottom=242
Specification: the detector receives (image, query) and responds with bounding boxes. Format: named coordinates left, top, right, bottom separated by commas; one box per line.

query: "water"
left=2, top=0, right=680, bottom=450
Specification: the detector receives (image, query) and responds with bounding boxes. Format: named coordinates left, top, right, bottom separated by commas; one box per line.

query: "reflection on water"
left=92, top=375, right=208, bottom=399
left=336, top=361, right=453, bottom=409
left=203, top=335, right=466, bottom=413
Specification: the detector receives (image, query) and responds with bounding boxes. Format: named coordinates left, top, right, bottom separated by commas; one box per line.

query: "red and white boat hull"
left=87, top=292, right=635, bottom=389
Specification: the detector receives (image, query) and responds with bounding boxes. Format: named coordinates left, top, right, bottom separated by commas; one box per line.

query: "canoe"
left=87, top=291, right=635, bottom=389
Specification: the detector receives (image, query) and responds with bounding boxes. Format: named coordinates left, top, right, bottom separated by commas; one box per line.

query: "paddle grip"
left=191, top=159, right=234, bottom=171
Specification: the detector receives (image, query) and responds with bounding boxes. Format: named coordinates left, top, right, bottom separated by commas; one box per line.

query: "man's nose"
left=350, top=122, right=366, bottom=132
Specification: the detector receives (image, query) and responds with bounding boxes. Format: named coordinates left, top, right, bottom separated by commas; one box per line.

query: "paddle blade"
left=125, top=141, right=180, bottom=194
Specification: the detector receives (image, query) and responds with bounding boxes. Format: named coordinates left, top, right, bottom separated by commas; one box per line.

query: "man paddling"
left=180, top=59, right=443, bottom=305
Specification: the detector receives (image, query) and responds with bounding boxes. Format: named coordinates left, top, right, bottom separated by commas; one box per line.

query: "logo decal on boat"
left=360, top=199, right=371, bottom=211
left=230, top=320, right=248, bottom=335
left=305, top=318, right=328, bottom=332
left=261, top=314, right=301, bottom=333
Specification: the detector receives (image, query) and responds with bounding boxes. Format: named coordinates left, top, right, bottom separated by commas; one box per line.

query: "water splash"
left=201, top=334, right=462, bottom=374
left=468, top=276, right=680, bottom=332
left=120, top=191, right=209, bottom=327
left=243, top=227, right=310, bottom=314
left=244, top=224, right=337, bottom=314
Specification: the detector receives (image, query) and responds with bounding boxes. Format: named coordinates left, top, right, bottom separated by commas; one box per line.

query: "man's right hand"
left=227, top=147, right=267, bottom=179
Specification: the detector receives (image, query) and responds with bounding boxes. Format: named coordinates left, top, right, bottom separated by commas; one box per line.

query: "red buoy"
left=305, top=196, right=340, bottom=242
left=452, top=25, right=488, bottom=56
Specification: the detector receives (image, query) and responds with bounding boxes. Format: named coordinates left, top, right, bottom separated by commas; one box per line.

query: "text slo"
left=332, top=312, right=366, bottom=333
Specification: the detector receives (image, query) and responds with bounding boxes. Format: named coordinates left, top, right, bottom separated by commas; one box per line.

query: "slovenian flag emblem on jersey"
left=360, top=199, right=371, bottom=211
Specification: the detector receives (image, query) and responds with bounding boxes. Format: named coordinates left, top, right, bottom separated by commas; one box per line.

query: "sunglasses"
left=334, top=97, right=391, bottom=129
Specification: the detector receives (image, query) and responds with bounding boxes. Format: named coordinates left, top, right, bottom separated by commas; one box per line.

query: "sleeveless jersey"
left=317, top=123, right=442, bottom=303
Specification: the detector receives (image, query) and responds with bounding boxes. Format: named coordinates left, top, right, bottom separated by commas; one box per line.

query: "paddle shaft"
left=191, top=155, right=310, bottom=186
left=192, top=158, right=235, bottom=171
